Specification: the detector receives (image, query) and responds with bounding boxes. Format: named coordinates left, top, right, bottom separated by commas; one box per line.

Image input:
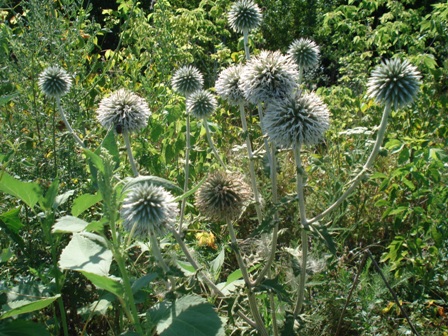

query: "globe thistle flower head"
left=196, top=171, right=251, bottom=222
left=287, top=38, right=320, bottom=71
left=239, top=50, right=299, bottom=105
left=215, top=65, right=246, bottom=106
left=38, top=66, right=72, bottom=98
left=120, top=182, right=178, bottom=238
left=228, top=0, right=262, bottom=34
left=367, top=58, right=421, bottom=109
left=187, top=90, right=217, bottom=119
left=263, top=91, right=330, bottom=147
left=171, top=65, right=204, bottom=96
left=96, top=89, right=151, bottom=133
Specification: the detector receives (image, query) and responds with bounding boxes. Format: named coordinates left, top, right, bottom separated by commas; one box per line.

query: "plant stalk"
left=56, top=97, right=85, bottom=148
left=179, top=112, right=191, bottom=233
left=243, top=30, right=251, bottom=60
left=123, top=130, right=139, bottom=177
left=203, top=119, right=226, bottom=169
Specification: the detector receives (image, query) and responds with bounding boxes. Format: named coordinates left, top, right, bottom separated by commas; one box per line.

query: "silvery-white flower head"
left=196, top=171, right=251, bottom=222
left=120, top=182, right=178, bottom=238
left=228, top=0, right=262, bottom=34
left=263, top=91, right=330, bottom=147
left=239, top=50, right=299, bottom=105
left=186, top=90, right=217, bottom=119
left=96, top=89, right=151, bottom=133
left=171, top=65, right=204, bottom=96
left=38, top=66, right=72, bottom=98
left=367, top=58, right=421, bottom=109
left=287, top=38, right=320, bottom=71
left=215, top=65, right=246, bottom=106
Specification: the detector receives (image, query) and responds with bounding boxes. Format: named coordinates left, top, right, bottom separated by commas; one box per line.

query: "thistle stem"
left=179, top=113, right=191, bottom=233
left=123, top=130, right=139, bottom=177
left=227, top=219, right=269, bottom=336
left=203, top=119, right=226, bottom=169
left=243, top=30, right=251, bottom=60
left=308, top=102, right=392, bottom=225
left=293, top=143, right=309, bottom=318
left=257, top=103, right=273, bottom=173
left=239, top=103, right=262, bottom=224
left=55, top=97, right=85, bottom=148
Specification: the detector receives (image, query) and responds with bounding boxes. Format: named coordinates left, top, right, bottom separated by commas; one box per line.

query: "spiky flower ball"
left=239, top=50, right=299, bottom=105
left=187, top=90, right=217, bottom=119
left=196, top=171, right=251, bottom=222
left=263, top=92, right=330, bottom=147
left=38, top=66, right=72, bottom=98
left=96, top=89, right=151, bottom=133
left=215, top=65, right=246, bottom=106
left=287, top=38, right=320, bottom=71
left=120, top=182, right=178, bottom=238
left=367, top=58, right=421, bottom=109
left=228, top=0, right=262, bottom=34
left=171, top=65, right=204, bottom=96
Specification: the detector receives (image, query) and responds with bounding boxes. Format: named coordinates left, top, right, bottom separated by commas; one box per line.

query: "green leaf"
left=0, top=172, right=42, bottom=208
left=71, top=192, right=102, bottom=217
left=0, top=295, right=60, bottom=320
left=123, top=176, right=183, bottom=195
left=132, top=273, right=158, bottom=294
left=209, top=248, right=225, bottom=281
left=59, top=232, right=113, bottom=276
left=148, top=295, right=225, bottom=336
left=101, top=130, right=120, bottom=168
left=176, top=260, right=196, bottom=276
left=387, top=206, right=408, bottom=216
left=40, top=179, right=59, bottom=211
left=52, top=216, right=90, bottom=233
left=80, top=271, right=124, bottom=297
left=83, top=149, right=105, bottom=174
left=54, top=189, right=75, bottom=210
left=226, top=269, right=243, bottom=285
left=173, top=176, right=207, bottom=202
left=0, top=319, right=51, bottom=336
left=0, top=93, right=19, bottom=107
left=309, top=224, right=336, bottom=255
left=0, top=207, right=23, bottom=234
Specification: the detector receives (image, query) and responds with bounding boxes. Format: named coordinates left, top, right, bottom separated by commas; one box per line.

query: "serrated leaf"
left=71, top=192, right=102, bottom=217
left=0, top=295, right=60, bottom=319
left=59, top=232, right=112, bottom=276
left=52, top=216, right=90, bottom=233
left=0, top=172, right=42, bottom=208
left=176, top=260, right=196, bottom=276
left=101, top=130, right=120, bottom=168
left=80, top=271, right=124, bottom=297
left=83, top=149, right=105, bottom=174
left=131, top=273, right=158, bottom=294
left=309, top=224, right=336, bottom=255
left=149, top=295, right=225, bottom=336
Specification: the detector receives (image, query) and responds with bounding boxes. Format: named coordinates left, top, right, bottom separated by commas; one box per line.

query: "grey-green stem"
left=243, top=29, right=251, bottom=60
left=203, top=119, right=226, bottom=169
left=308, top=102, right=392, bottom=225
left=123, top=130, right=139, bottom=177
left=56, top=97, right=85, bottom=148
left=179, top=112, right=191, bottom=233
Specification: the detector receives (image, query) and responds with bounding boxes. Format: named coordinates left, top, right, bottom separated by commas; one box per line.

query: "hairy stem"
left=179, top=113, right=191, bottom=233
left=243, top=29, right=251, bottom=60
left=203, top=119, right=226, bottom=169
left=123, top=130, right=139, bottom=177
left=56, top=97, right=85, bottom=148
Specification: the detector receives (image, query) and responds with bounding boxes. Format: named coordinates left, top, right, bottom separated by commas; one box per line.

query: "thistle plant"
left=38, top=66, right=85, bottom=149
left=187, top=90, right=226, bottom=168
left=228, top=0, right=262, bottom=59
left=96, top=89, right=151, bottom=177
left=287, top=38, right=320, bottom=83
left=171, top=65, right=204, bottom=232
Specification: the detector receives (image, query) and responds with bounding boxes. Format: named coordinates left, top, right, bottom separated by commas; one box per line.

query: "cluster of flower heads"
left=287, top=38, right=320, bottom=72
left=196, top=171, right=251, bottom=222
left=367, top=58, right=421, bottom=109
left=120, top=182, right=179, bottom=238
left=38, top=66, right=72, bottom=98
left=96, top=89, right=151, bottom=134
left=187, top=89, right=217, bottom=119
left=263, top=92, right=330, bottom=147
left=228, top=0, right=262, bottom=34
left=171, top=65, right=204, bottom=96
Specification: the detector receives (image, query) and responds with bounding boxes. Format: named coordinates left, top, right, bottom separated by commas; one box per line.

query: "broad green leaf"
left=101, top=130, right=120, bottom=168
left=216, top=280, right=244, bottom=295
left=71, top=192, right=102, bottom=217
left=54, top=189, right=75, bottom=210
left=209, top=248, right=225, bottom=280
left=83, top=149, right=105, bottom=174
left=226, top=269, right=243, bottom=285
left=149, top=295, right=225, bottom=336
left=80, top=271, right=124, bottom=297
left=0, top=172, right=42, bottom=208
left=40, top=179, right=59, bottom=211
left=176, top=260, right=195, bottom=276
left=1, top=247, right=13, bottom=262
left=59, top=232, right=112, bottom=276
left=387, top=206, right=408, bottom=216
left=0, top=319, right=51, bottom=336
left=0, top=295, right=60, bottom=319
left=52, top=216, right=90, bottom=233
left=0, top=207, right=23, bottom=234
left=132, top=273, right=158, bottom=294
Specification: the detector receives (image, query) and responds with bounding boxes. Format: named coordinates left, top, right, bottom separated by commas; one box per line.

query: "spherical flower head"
left=38, top=66, right=72, bottom=98
left=239, top=50, right=299, bottom=105
left=196, top=171, right=251, bottom=222
left=228, top=0, right=262, bottom=34
left=120, top=182, right=179, bottom=238
left=287, top=38, right=320, bottom=71
left=96, top=89, right=151, bottom=133
left=187, top=89, right=217, bottom=119
left=367, top=58, right=421, bottom=109
left=263, top=92, right=330, bottom=147
left=215, top=65, right=246, bottom=106
left=171, top=65, right=204, bottom=96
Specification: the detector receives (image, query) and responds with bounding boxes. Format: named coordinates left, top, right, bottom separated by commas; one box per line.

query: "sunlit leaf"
left=0, top=172, right=42, bottom=208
